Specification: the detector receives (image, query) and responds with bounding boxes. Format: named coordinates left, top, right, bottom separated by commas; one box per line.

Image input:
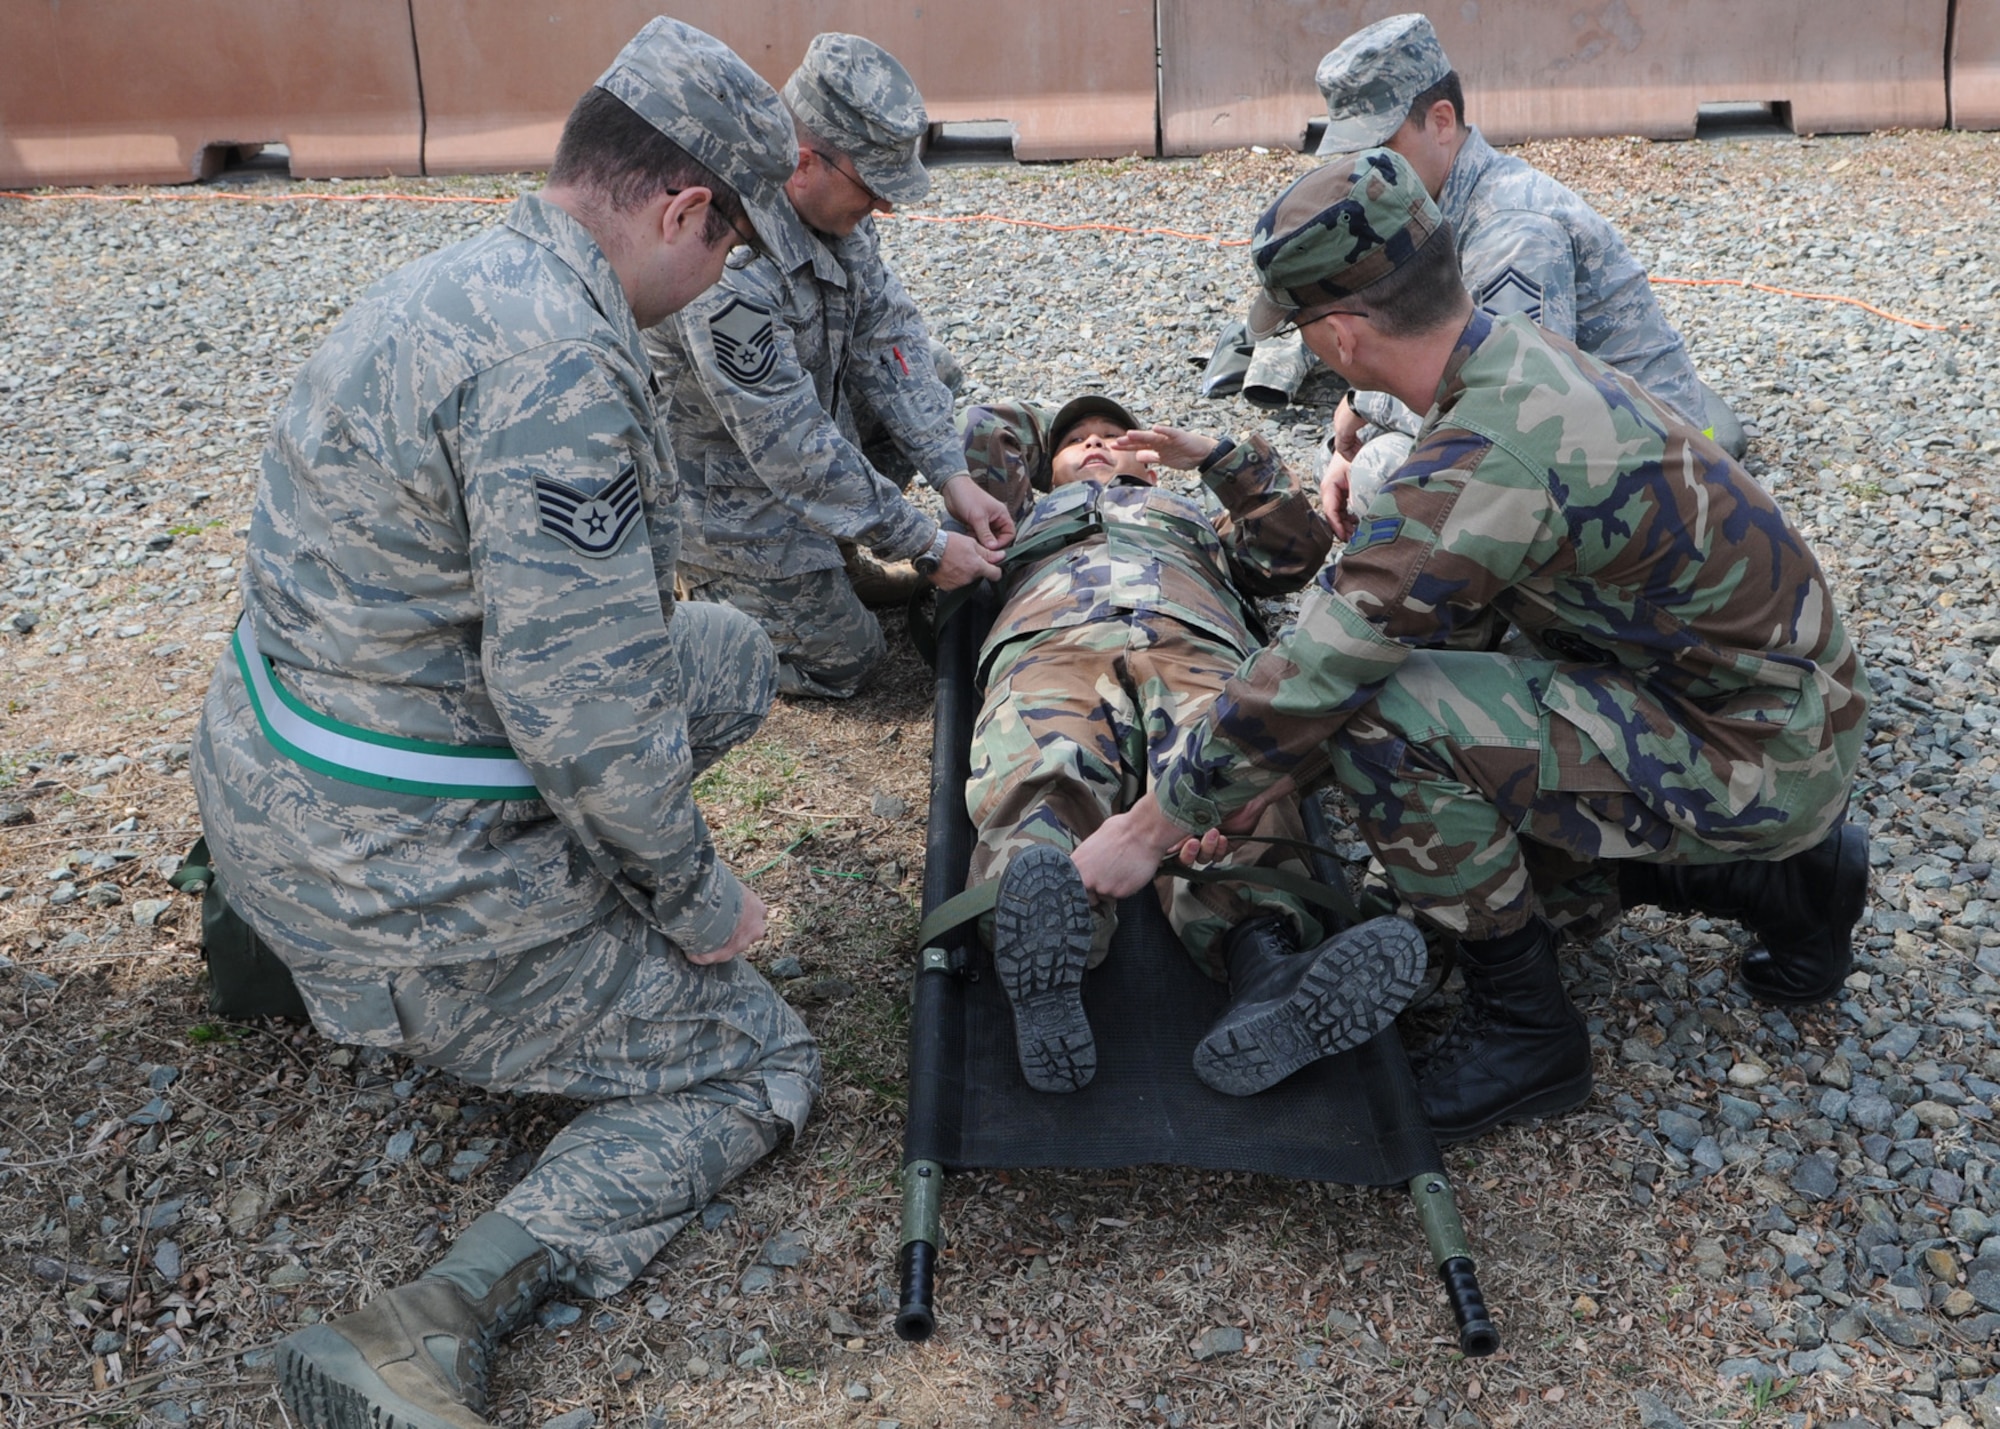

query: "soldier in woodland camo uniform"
left=1312, top=13, right=1741, bottom=528
left=960, top=396, right=1424, bottom=1098
left=191, top=23, right=820, bottom=1429
left=646, top=32, right=1014, bottom=700
left=1075, top=149, right=1870, bottom=1144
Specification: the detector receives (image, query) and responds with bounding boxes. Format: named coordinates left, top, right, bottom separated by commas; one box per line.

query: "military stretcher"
left=893, top=581, right=1500, bottom=1355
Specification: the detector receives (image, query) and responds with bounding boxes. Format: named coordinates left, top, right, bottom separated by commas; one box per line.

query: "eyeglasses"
left=1270, top=305, right=1367, bottom=340
left=814, top=147, right=887, bottom=208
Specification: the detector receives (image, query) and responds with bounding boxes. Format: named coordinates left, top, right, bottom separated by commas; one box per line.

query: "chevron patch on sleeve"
left=709, top=296, right=779, bottom=387
left=534, top=464, right=643, bottom=557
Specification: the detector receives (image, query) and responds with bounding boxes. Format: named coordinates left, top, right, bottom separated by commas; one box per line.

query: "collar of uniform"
left=1432, top=306, right=1494, bottom=413
left=1438, top=125, right=1497, bottom=224
left=758, top=195, right=821, bottom=278
left=504, top=193, right=649, bottom=364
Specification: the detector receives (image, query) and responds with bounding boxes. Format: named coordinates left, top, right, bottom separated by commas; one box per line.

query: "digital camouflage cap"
left=1246, top=148, right=1442, bottom=340
left=593, top=18, right=799, bottom=250
left=1314, top=13, right=1452, bottom=156
left=784, top=32, right=932, bottom=204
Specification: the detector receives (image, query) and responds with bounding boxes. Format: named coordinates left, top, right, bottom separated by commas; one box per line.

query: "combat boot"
left=1618, top=820, right=1868, bottom=1005
left=277, top=1211, right=555, bottom=1429
left=1417, top=919, right=1593, bottom=1142
left=841, top=541, right=924, bottom=608
left=1193, top=914, right=1427, bottom=1096
left=992, top=845, right=1097, bottom=1094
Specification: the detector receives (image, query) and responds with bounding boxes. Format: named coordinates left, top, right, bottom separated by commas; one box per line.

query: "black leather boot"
left=1193, top=914, right=1426, bottom=1097
left=1417, top=919, right=1592, bottom=1142
left=1618, top=821, right=1868, bottom=1005
left=992, top=845, right=1097, bottom=1094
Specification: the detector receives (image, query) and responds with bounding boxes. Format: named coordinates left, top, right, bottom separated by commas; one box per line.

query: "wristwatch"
left=912, top=526, right=950, bottom=577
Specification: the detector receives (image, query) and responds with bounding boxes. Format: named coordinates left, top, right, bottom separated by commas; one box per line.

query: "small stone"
left=1866, top=1305, right=1935, bottom=1347
left=1942, top=1288, right=1979, bottom=1318
left=536, top=1303, right=582, bottom=1330
left=1727, top=1060, right=1770, bottom=1088
left=225, top=1188, right=266, bottom=1237
left=1791, top=1151, right=1840, bottom=1202
left=739, top=1265, right=777, bottom=1294
left=542, top=1411, right=595, bottom=1429
left=131, top=899, right=173, bottom=927
left=1192, top=1326, right=1245, bottom=1361
left=152, top=1240, right=182, bottom=1281
left=127, top=1097, right=172, bottom=1127
left=734, top=1342, right=770, bottom=1368
left=1632, top=1393, right=1690, bottom=1429
left=1716, top=1357, right=1779, bottom=1383
left=1913, top=1100, right=1962, bottom=1130
left=765, top=955, right=804, bottom=980
left=0, top=803, right=31, bottom=827
left=844, top=1381, right=870, bottom=1402
left=827, top=1308, right=866, bottom=1339
left=760, top=1229, right=809, bottom=1267
left=383, top=1130, right=416, bottom=1162
left=700, top=1201, right=736, bottom=1231
left=266, top=1263, right=309, bottom=1288
left=1969, top=1260, right=2000, bottom=1312
left=684, top=1357, right=711, bottom=1378
left=870, top=792, right=907, bottom=819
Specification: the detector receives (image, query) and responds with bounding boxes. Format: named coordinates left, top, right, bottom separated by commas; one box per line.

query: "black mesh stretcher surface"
left=895, top=587, right=1497, bottom=1353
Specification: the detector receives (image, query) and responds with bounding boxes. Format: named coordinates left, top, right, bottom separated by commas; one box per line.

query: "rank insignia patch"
left=709, top=296, right=778, bottom=387
left=1477, top=267, right=1545, bottom=323
left=535, top=465, right=642, bottom=557
left=1345, top=514, right=1405, bottom=555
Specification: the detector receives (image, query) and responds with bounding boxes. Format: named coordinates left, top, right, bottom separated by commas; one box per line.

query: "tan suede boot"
left=841, top=540, right=924, bottom=607
left=276, top=1212, right=554, bottom=1429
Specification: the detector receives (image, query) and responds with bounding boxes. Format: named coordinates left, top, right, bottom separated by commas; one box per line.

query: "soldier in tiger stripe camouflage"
left=192, top=24, right=826, bottom=1429
left=645, top=32, right=1015, bottom=699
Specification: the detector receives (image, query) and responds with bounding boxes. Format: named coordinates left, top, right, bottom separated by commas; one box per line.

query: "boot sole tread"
left=278, top=1328, right=482, bottom=1429
left=1194, top=917, right=1427, bottom=1097
left=991, top=847, right=1097, bottom=1094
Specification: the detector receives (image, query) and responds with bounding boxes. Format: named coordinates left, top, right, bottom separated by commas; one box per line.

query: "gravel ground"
left=2, top=127, right=2000, bottom=1427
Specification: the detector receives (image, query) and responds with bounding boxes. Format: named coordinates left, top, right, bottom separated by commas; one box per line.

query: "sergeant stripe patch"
left=1345, top=514, right=1404, bottom=554
left=710, top=296, right=779, bottom=387
left=534, top=465, right=642, bottom=557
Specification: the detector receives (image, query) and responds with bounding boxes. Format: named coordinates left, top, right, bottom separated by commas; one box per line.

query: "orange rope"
left=1650, top=275, right=1953, bottom=331
left=0, top=186, right=1967, bottom=330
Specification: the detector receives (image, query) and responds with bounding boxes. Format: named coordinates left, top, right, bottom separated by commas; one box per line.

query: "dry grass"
left=0, top=595, right=1941, bottom=1429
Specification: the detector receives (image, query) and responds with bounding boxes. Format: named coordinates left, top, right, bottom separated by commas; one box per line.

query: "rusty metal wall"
left=1160, top=0, right=1952, bottom=154
left=0, top=0, right=422, bottom=188
left=412, top=0, right=1156, bottom=173
left=1954, top=0, right=2000, bottom=128
left=1, top=2, right=1986, bottom=188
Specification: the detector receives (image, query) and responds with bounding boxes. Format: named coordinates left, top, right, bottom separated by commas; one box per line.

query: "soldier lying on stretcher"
left=958, top=394, right=1426, bottom=1095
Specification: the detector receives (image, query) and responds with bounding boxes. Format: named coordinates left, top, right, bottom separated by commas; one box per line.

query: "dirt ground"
left=0, top=593, right=1927, bottom=1429
left=4, top=135, right=1994, bottom=1428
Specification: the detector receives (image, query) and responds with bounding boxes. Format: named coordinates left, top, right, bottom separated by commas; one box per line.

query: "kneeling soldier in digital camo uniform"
left=960, top=395, right=1427, bottom=1096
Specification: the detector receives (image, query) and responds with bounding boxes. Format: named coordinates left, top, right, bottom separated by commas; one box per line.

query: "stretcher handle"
left=896, top=1239, right=937, bottom=1342
left=1440, top=1256, right=1498, bottom=1357
left=1409, top=1172, right=1499, bottom=1356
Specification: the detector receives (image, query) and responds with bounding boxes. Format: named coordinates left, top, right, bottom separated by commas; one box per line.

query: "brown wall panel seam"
left=407, top=0, right=429, bottom=176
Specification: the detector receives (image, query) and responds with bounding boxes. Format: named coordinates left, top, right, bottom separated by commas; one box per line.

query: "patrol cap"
left=1049, top=394, right=1141, bottom=448
left=784, top=33, right=932, bottom=204
left=593, top=19, right=798, bottom=250
left=1314, top=13, right=1452, bottom=156
left=1245, top=148, right=1442, bottom=341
